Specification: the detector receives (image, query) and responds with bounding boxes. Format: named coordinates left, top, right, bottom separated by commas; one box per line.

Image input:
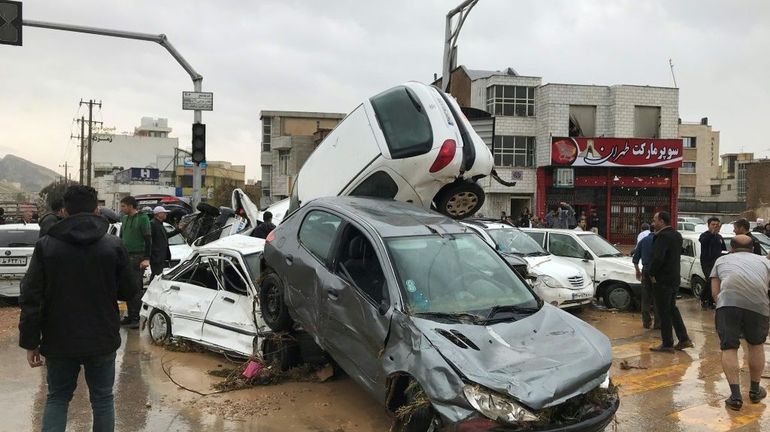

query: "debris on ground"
left=210, top=361, right=326, bottom=392
left=619, top=359, right=648, bottom=370
left=391, top=379, right=431, bottom=432
left=529, top=383, right=619, bottom=430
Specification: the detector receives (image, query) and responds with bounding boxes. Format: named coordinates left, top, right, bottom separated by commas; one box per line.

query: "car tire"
left=603, top=284, right=632, bottom=311
left=148, top=309, right=172, bottom=344
left=691, top=276, right=706, bottom=298
left=433, top=181, right=485, bottom=220
left=262, top=336, right=300, bottom=371
left=394, top=381, right=439, bottom=432
left=259, top=273, right=294, bottom=332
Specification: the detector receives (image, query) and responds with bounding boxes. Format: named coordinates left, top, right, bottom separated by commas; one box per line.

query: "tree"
left=39, top=180, right=78, bottom=211
left=208, top=183, right=261, bottom=208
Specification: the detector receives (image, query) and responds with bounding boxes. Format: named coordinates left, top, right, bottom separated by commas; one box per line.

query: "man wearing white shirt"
left=637, top=222, right=651, bottom=244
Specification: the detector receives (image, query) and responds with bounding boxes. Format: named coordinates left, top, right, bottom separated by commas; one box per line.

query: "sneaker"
left=649, top=344, right=675, bottom=353
left=120, top=316, right=134, bottom=326
left=674, top=339, right=694, bottom=350
left=749, top=387, right=767, bottom=403
left=725, top=395, right=743, bottom=411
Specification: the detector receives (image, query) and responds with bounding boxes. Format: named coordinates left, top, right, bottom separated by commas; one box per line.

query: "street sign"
left=182, top=91, right=213, bottom=111
left=0, top=1, right=22, bottom=46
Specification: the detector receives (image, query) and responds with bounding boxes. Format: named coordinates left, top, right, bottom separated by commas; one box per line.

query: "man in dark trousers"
left=633, top=227, right=659, bottom=329
left=252, top=211, right=276, bottom=239
left=648, top=211, right=693, bottom=353
left=18, top=185, right=136, bottom=431
left=149, top=206, right=181, bottom=278
left=733, top=218, right=764, bottom=255
left=699, top=217, right=726, bottom=309
left=119, top=196, right=151, bottom=329
left=39, top=198, right=66, bottom=237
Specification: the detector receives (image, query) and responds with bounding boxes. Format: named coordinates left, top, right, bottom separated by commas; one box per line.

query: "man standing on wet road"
left=699, top=217, right=726, bottom=309
left=119, top=196, right=151, bottom=329
left=710, top=235, right=770, bottom=410
left=633, top=226, right=659, bottom=330
left=648, top=211, right=693, bottom=353
left=18, top=185, right=136, bottom=431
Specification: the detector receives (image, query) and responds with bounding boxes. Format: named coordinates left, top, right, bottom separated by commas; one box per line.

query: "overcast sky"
left=1, top=0, right=768, bottom=179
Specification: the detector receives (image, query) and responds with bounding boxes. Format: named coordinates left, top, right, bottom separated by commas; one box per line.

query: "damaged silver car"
left=260, top=197, right=618, bottom=431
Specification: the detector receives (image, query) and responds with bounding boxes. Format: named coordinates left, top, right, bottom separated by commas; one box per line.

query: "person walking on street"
left=119, top=196, right=151, bottom=329
left=733, top=219, right=763, bottom=255
left=545, top=202, right=575, bottom=229
left=633, top=226, right=660, bottom=329
left=18, top=185, right=136, bottom=432
left=699, top=217, right=726, bottom=309
left=648, top=211, right=693, bottom=353
left=39, top=198, right=66, bottom=237
left=710, top=235, right=770, bottom=410
left=252, top=211, right=276, bottom=239
left=149, top=206, right=181, bottom=278
left=637, top=222, right=652, bottom=245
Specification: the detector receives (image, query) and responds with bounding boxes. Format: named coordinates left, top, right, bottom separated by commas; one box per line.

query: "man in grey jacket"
left=545, top=202, right=575, bottom=229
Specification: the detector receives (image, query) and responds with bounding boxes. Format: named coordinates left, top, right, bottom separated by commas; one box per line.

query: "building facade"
left=445, top=66, right=680, bottom=243
left=175, top=159, right=246, bottom=199
left=677, top=118, right=720, bottom=199
left=259, top=110, right=345, bottom=207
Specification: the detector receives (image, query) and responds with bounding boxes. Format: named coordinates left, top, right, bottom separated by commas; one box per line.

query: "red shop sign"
left=551, top=137, right=683, bottom=168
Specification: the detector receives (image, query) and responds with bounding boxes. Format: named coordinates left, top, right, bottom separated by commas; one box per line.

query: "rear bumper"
left=0, top=279, right=21, bottom=297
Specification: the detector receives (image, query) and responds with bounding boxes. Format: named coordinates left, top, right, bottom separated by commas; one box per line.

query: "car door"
left=680, top=239, right=696, bottom=287
left=162, top=255, right=221, bottom=341
left=548, top=232, right=596, bottom=284
left=319, top=222, right=392, bottom=396
left=201, top=254, right=259, bottom=355
left=283, top=209, right=344, bottom=337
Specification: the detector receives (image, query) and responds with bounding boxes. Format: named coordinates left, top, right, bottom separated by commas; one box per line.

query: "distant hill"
left=0, top=155, right=61, bottom=192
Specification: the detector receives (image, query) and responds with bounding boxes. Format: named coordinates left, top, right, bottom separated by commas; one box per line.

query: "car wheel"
left=148, top=309, right=172, bottom=344
left=691, top=276, right=705, bottom=298
left=262, top=336, right=300, bottom=371
left=433, top=181, right=485, bottom=220
left=603, top=284, right=632, bottom=311
left=259, top=273, right=294, bottom=332
left=394, top=381, right=439, bottom=432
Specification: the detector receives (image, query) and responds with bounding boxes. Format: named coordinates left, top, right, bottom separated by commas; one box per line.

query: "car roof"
left=198, top=234, right=265, bottom=255
left=308, top=196, right=468, bottom=238
left=0, top=223, right=40, bottom=231
left=520, top=227, right=593, bottom=236
left=461, top=219, right=519, bottom=231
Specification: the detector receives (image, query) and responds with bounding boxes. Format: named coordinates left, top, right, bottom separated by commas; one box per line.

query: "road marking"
left=668, top=401, right=768, bottom=431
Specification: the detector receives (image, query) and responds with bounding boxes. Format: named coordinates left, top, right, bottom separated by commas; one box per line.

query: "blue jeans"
left=42, top=352, right=116, bottom=432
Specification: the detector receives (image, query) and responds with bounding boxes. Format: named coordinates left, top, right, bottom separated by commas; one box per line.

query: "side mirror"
left=583, top=250, right=593, bottom=261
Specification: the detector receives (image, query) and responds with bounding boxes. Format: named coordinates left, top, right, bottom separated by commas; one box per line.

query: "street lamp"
left=441, top=0, right=480, bottom=92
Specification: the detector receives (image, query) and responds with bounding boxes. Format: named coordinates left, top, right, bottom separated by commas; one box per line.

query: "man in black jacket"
left=648, top=211, right=693, bottom=353
left=699, top=217, right=726, bottom=309
left=733, top=218, right=764, bottom=255
left=252, top=211, right=276, bottom=239
left=38, top=198, right=65, bottom=237
left=18, top=185, right=135, bottom=431
left=149, top=206, right=182, bottom=277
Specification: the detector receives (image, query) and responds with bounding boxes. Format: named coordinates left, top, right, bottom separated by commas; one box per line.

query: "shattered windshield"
left=487, top=228, right=547, bottom=256
left=386, top=234, right=538, bottom=316
left=580, top=234, right=622, bottom=257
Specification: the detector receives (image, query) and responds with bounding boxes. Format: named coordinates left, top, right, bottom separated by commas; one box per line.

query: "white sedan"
left=0, top=223, right=40, bottom=298
left=139, top=235, right=269, bottom=357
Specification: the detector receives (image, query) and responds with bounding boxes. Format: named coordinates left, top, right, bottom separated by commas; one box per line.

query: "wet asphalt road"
left=1, top=297, right=770, bottom=431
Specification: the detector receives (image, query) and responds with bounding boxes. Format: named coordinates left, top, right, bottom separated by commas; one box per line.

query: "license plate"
left=572, top=292, right=592, bottom=300
left=0, top=257, right=27, bottom=266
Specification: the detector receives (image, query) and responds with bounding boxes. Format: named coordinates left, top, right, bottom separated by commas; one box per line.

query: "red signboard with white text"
left=551, top=137, right=683, bottom=168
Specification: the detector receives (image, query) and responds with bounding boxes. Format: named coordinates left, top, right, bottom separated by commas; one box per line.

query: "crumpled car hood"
left=413, top=304, right=612, bottom=410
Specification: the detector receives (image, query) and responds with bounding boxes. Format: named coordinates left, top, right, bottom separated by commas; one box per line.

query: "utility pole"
left=58, top=162, right=69, bottom=183
left=72, top=116, right=85, bottom=184
left=79, top=99, right=102, bottom=186
left=669, top=58, right=678, bottom=88
left=442, top=0, right=479, bottom=92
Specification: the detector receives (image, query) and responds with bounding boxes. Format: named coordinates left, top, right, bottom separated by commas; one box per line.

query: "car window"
left=581, top=234, right=623, bottom=257
left=487, top=228, right=546, bottom=255
left=215, top=258, right=249, bottom=295
left=299, top=210, right=343, bottom=263
left=370, top=86, right=433, bottom=159
left=0, top=229, right=38, bottom=247
left=682, top=239, right=695, bottom=257
left=386, top=234, right=537, bottom=315
left=172, top=256, right=219, bottom=290
left=242, top=252, right=261, bottom=281
left=350, top=171, right=399, bottom=199
left=549, top=233, right=585, bottom=259
left=335, top=226, right=388, bottom=305
left=523, top=230, right=545, bottom=246
left=167, top=232, right=185, bottom=246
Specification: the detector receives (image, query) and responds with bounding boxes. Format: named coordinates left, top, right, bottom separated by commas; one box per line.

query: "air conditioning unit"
left=555, top=168, right=574, bottom=188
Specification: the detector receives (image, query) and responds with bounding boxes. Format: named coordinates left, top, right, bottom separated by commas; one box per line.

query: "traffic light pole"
left=22, top=19, right=205, bottom=207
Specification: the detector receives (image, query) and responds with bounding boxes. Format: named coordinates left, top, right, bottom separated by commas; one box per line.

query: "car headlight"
left=540, top=275, right=560, bottom=288
left=463, top=385, right=538, bottom=424
left=600, top=373, right=611, bottom=389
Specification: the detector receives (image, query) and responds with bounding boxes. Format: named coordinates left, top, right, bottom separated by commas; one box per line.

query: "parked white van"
left=287, top=81, right=510, bottom=219
left=522, top=228, right=640, bottom=311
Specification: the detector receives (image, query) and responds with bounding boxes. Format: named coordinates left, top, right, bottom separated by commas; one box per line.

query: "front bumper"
left=0, top=279, right=21, bottom=297
left=534, top=285, right=594, bottom=309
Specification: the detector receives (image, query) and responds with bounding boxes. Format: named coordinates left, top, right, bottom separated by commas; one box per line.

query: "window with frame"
left=634, top=106, right=661, bottom=138
left=262, top=117, right=272, bottom=152
left=486, top=85, right=535, bottom=117
left=336, top=226, right=388, bottom=305
left=261, top=166, right=271, bottom=197
left=548, top=234, right=586, bottom=259
left=682, top=136, right=696, bottom=148
left=493, top=136, right=535, bottom=167
left=681, top=162, right=696, bottom=173
left=711, top=185, right=721, bottom=196
left=682, top=239, right=695, bottom=257
left=299, top=211, right=343, bottom=263
left=278, top=150, right=290, bottom=176
left=568, top=105, right=596, bottom=137
left=680, top=187, right=695, bottom=198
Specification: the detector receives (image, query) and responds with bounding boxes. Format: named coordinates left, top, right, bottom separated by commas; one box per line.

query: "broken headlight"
left=463, top=385, right=539, bottom=424
left=536, top=275, right=560, bottom=288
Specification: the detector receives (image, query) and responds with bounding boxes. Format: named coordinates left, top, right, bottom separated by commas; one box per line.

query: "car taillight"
left=265, top=230, right=276, bottom=244
left=429, top=139, right=457, bottom=173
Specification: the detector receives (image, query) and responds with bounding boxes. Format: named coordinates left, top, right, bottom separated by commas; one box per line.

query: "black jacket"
left=150, top=218, right=180, bottom=266
left=252, top=222, right=276, bottom=239
left=18, top=213, right=136, bottom=357
left=38, top=212, right=63, bottom=237
left=648, top=226, right=682, bottom=286
left=699, top=231, right=726, bottom=271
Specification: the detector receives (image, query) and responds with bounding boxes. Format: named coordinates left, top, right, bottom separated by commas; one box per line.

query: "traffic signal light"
left=191, top=123, right=206, bottom=164
left=0, top=1, right=23, bottom=46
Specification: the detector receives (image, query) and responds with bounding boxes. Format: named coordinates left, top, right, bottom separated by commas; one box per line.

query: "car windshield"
left=370, top=86, right=433, bottom=159
left=0, top=230, right=39, bottom=247
left=580, top=234, right=623, bottom=257
left=167, top=232, right=186, bottom=245
left=386, top=234, right=538, bottom=317
left=487, top=228, right=547, bottom=256
left=754, top=232, right=770, bottom=246
left=242, top=252, right=261, bottom=281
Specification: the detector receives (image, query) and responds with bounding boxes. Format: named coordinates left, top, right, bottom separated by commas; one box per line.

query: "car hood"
left=524, top=255, right=585, bottom=278
left=413, top=304, right=612, bottom=410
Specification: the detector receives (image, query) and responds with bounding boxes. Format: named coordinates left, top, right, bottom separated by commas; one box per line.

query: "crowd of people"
left=497, top=203, right=601, bottom=233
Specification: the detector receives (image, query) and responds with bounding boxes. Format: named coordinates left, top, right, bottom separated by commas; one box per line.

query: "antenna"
left=669, top=59, right=678, bottom=88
